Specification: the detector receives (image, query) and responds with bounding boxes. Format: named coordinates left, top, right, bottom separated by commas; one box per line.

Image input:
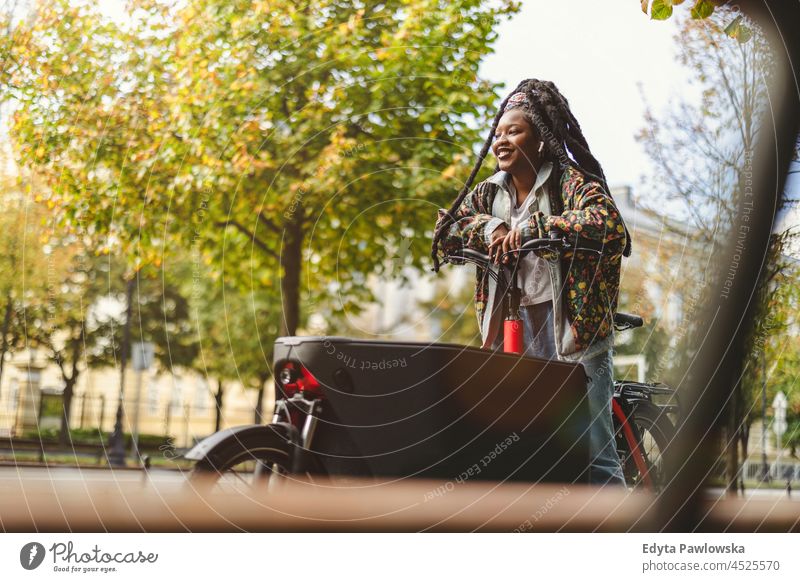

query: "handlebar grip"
left=520, top=228, right=562, bottom=246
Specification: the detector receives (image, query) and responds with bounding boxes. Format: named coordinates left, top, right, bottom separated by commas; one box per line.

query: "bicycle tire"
left=189, top=429, right=294, bottom=491
left=620, top=402, right=676, bottom=490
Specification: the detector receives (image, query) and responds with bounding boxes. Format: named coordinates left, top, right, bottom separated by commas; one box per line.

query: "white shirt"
left=507, top=176, right=553, bottom=306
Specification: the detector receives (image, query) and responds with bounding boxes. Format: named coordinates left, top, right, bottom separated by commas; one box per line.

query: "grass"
left=0, top=451, right=194, bottom=470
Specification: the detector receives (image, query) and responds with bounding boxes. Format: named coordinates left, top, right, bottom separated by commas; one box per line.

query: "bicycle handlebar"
left=443, top=233, right=602, bottom=269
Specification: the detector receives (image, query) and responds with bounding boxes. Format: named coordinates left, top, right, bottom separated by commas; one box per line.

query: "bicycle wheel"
left=189, top=429, right=294, bottom=493
left=618, top=403, right=676, bottom=490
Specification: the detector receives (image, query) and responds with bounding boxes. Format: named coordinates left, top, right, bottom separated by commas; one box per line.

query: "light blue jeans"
left=496, top=302, right=626, bottom=486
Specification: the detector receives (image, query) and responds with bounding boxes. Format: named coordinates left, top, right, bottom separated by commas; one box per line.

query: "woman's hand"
left=488, top=225, right=522, bottom=264
left=488, top=224, right=508, bottom=264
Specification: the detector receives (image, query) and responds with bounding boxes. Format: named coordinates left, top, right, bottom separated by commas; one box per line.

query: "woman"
left=431, top=79, right=631, bottom=486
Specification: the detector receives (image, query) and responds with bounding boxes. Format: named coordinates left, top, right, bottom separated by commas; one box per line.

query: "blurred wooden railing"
left=0, top=476, right=797, bottom=532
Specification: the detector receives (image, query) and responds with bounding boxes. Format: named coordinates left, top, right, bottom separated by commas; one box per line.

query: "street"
left=0, top=465, right=188, bottom=495
left=1, top=465, right=797, bottom=501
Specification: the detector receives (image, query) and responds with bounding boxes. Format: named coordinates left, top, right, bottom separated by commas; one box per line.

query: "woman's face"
left=491, top=108, right=540, bottom=174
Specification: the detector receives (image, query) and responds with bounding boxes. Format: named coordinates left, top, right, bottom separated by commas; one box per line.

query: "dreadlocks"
left=430, top=78, right=631, bottom=272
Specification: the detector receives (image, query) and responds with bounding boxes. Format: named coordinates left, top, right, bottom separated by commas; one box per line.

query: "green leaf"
left=690, top=0, right=715, bottom=19
left=650, top=0, right=673, bottom=20
left=724, top=15, right=754, bottom=44
left=9, top=0, right=523, bottom=351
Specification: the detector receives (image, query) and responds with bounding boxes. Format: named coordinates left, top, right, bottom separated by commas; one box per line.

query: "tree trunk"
left=214, top=378, right=224, bottom=433
left=279, top=219, right=303, bottom=336
left=739, top=421, right=751, bottom=491
left=59, top=377, right=77, bottom=447
left=725, top=403, right=739, bottom=498
left=0, top=291, right=13, bottom=398
left=254, top=384, right=265, bottom=425
left=110, top=275, right=136, bottom=452
left=253, top=370, right=271, bottom=424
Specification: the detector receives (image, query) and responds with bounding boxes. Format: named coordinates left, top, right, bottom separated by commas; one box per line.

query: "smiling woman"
left=432, top=78, right=632, bottom=486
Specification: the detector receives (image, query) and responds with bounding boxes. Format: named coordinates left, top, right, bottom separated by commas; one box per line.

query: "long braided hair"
left=430, top=78, right=631, bottom=272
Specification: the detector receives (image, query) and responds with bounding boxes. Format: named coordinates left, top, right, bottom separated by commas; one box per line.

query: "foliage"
left=9, top=0, right=519, bottom=344
left=615, top=268, right=672, bottom=383
left=181, top=255, right=279, bottom=389
left=641, top=0, right=754, bottom=44
left=24, top=246, right=127, bottom=443
left=636, top=6, right=785, bottom=491
left=637, top=8, right=774, bottom=249
left=24, top=427, right=173, bottom=450
left=784, top=402, right=800, bottom=458
left=747, top=242, right=800, bottom=458
left=181, top=253, right=281, bottom=423
left=0, top=159, right=60, bottom=393
left=89, top=262, right=200, bottom=373
left=415, top=275, right=480, bottom=347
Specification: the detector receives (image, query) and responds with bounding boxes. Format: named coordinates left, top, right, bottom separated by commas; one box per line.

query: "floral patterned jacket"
left=435, top=162, right=629, bottom=360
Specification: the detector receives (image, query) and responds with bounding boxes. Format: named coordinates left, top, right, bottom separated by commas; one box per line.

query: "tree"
left=637, top=7, right=778, bottom=494
left=27, top=246, right=124, bottom=446
left=184, top=261, right=280, bottom=429
left=785, top=400, right=800, bottom=459
left=10, top=0, right=519, bottom=345
left=736, top=231, right=799, bottom=472
left=0, top=0, right=32, bottom=99
left=638, top=10, right=773, bottom=247
left=416, top=277, right=481, bottom=347
left=0, top=165, right=55, bottom=394
left=615, top=267, right=672, bottom=382
left=750, top=253, right=800, bottom=460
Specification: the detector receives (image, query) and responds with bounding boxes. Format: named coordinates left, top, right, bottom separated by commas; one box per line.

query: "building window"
left=147, top=376, right=159, bottom=415
left=6, top=378, right=18, bottom=413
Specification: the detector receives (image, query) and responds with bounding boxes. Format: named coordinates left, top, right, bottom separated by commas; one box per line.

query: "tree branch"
left=216, top=220, right=278, bottom=259
left=257, top=211, right=282, bottom=234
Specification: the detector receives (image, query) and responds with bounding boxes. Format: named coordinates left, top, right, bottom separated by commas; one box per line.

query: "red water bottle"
left=504, top=317, right=523, bottom=354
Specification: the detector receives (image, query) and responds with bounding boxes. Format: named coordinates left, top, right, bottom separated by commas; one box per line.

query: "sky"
left=478, top=0, right=689, bottom=195
left=478, top=0, right=799, bottom=236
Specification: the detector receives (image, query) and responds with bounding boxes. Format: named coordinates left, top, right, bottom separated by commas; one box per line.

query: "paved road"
left=0, top=465, right=189, bottom=495
left=707, top=485, right=798, bottom=501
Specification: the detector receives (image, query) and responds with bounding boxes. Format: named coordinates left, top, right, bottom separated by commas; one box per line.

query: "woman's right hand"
left=488, top=224, right=509, bottom=264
